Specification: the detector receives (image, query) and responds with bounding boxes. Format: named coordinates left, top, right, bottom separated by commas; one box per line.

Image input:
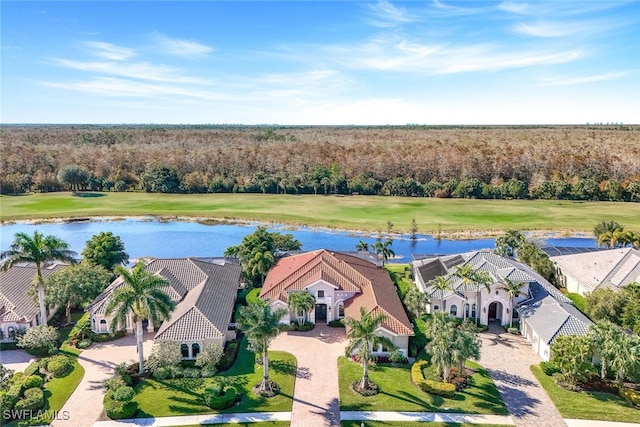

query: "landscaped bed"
left=133, top=339, right=296, bottom=417
left=531, top=365, right=639, bottom=423
left=338, top=357, right=507, bottom=414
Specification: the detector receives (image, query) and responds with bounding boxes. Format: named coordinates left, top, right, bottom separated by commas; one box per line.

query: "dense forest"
left=1, top=125, right=639, bottom=201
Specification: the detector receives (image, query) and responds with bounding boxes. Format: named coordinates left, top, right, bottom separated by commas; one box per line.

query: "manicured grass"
left=134, top=339, right=296, bottom=417
left=566, top=293, right=587, bottom=314
left=180, top=423, right=289, bottom=427
left=531, top=365, right=639, bottom=422
left=2, top=192, right=639, bottom=234
left=338, top=357, right=508, bottom=415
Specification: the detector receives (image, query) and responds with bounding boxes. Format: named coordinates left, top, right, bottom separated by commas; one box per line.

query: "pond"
left=0, top=218, right=597, bottom=263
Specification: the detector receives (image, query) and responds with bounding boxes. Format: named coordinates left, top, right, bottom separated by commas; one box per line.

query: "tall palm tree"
left=355, top=241, right=370, bottom=252
left=454, top=264, right=491, bottom=321
left=288, top=291, right=316, bottom=326
left=497, top=278, right=527, bottom=327
left=1, top=231, right=77, bottom=326
left=430, top=275, right=451, bottom=313
left=425, top=312, right=456, bottom=381
left=237, top=301, right=288, bottom=394
left=105, top=260, right=175, bottom=374
left=372, top=240, right=395, bottom=266
left=589, top=321, right=624, bottom=380
left=344, top=306, right=395, bottom=390
left=249, top=248, right=275, bottom=286
left=403, top=287, right=430, bottom=320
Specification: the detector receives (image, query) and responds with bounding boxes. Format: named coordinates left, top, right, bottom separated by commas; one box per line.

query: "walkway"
left=93, top=412, right=291, bottom=426
left=1, top=348, right=36, bottom=372
left=270, top=324, right=347, bottom=427
left=54, top=332, right=156, bottom=427
left=341, top=411, right=515, bottom=424
left=479, top=323, right=567, bottom=427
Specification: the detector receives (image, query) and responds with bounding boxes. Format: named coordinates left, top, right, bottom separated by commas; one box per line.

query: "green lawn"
left=180, top=424, right=289, bottom=427
left=134, top=339, right=296, bottom=417
left=342, top=423, right=509, bottom=427
left=2, top=192, right=639, bottom=235
left=338, top=357, right=507, bottom=414
left=531, top=365, right=639, bottom=422
left=566, top=293, right=587, bottom=314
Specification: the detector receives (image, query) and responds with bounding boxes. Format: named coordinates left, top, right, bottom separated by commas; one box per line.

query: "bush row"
left=619, top=387, right=640, bottom=407
left=411, top=360, right=456, bottom=398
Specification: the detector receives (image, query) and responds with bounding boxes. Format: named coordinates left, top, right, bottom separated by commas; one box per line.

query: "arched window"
left=181, top=344, right=189, bottom=358
left=99, top=319, right=107, bottom=332
left=338, top=303, right=345, bottom=318
left=7, top=326, right=16, bottom=340
left=471, top=304, right=477, bottom=319
left=192, top=343, right=200, bottom=358
left=449, top=305, right=457, bottom=316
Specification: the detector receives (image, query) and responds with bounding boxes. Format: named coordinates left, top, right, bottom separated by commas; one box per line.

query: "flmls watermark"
left=3, top=409, right=70, bottom=421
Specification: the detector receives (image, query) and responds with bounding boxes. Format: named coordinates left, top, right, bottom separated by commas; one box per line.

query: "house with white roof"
left=550, top=248, right=640, bottom=295
left=87, top=257, right=241, bottom=359
left=412, top=250, right=592, bottom=361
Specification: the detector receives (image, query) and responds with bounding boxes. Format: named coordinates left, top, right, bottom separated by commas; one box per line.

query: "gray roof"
left=88, top=258, right=241, bottom=342
left=551, top=248, right=640, bottom=293
left=0, top=264, right=67, bottom=323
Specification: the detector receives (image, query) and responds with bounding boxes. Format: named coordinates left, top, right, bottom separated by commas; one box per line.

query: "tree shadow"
left=269, top=359, right=297, bottom=376
left=494, top=384, right=541, bottom=417
left=487, top=368, right=536, bottom=387
left=306, top=397, right=340, bottom=426
left=72, top=192, right=105, bottom=197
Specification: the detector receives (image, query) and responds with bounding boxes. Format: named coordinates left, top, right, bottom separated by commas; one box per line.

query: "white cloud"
left=152, top=34, right=213, bottom=58
left=512, top=20, right=597, bottom=38
left=85, top=41, right=136, bottom=61
left=537, top=71, right=633, bottom=86
left=364, top=0, right=417, bottom=27
left=498, top=1, right=529, bottom=14
left=51, top=58, right=209, bottom=84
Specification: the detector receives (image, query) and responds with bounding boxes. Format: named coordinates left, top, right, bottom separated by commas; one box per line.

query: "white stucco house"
left=87, top=257, right=241, bottom=359
left=412, top=250, right=592, bottom=361
left=0, top=263, right=66, bottom=341
left=259, top=249, right=414, bottom=356
left=550, top=247, right=640, bottom=296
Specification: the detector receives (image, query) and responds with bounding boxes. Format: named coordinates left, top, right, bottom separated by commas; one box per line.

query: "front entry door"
left=315, top=304, right=327, bottom=323
left=488, top=302, right=497, bottom=321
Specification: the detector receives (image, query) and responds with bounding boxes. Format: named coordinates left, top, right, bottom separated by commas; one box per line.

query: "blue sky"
left=2, top=1, right=639, bottom=124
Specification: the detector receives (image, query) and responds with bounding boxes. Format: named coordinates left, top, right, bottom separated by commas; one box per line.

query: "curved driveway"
left=270, top=324, right=347, bottom=427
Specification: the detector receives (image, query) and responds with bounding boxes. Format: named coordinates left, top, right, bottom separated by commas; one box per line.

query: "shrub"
left=245, top=288, right=261, bottom=305
left=0, top=384, right=22, bottom=415
left=14, top=387, right=44, bottom=411
left=22, top=362, right=42, bottom=378
left=91, top=330, right=126, bottom=342
left=46, top=355, right=72, bottom=377
left=388, top=349, right=408, bottom=364
left=17, top=326, right=59, bottom=357
left=507, top=327, right=519, bottom=335
left=328, top=319, right=345, bottom=327
left=77, top=339, right=92, bottom=349
left=104, top=399, right=137, bottom=419
left=104, top=376, right=127, bottom=391
left=619, top=387, right=640, bottom=407
left=146, top=340, right=182, bottom=374
left=21, top=375, right=44, bottom=390
left=195, top=343, right=223, bottom=373
left=204, top=386, right=237, bottom=410
left=182, top=368, right=201, bottom=378
left=289, top=321, right=315, bottom=332
left=540, top=361, right=561, bottom=376
left=112, top=386, right=135, bottom=402
left=411, top=360, right=456, bottom=398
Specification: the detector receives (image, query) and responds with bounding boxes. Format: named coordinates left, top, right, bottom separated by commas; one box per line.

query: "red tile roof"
left=261, top=250, right=413, bottom=336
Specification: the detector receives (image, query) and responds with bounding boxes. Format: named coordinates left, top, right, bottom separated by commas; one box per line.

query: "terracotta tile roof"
left=0, top=264, right=67, bottom=323
left=262, top=249, right=413, bottom=336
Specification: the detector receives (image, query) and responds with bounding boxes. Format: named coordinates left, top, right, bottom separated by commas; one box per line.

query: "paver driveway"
left=53, top=332, right=156, bottom=427
left=479, top=324, right=566, bottom=427
left=270, top=324, right=347, bottom=427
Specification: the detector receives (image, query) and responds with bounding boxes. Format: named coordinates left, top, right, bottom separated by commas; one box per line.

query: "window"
left=338, top=303, right=344, bottom=317
left=100, top=319, right=106, bottom=324
left=471, top=304, right=477, bottom=318
left=433, top=305, right=439, bottom=311
left=181, top=344, right=189, bottom=358
left=317, top=290, right=325, bottom=298
left=192, top=343, right=200, bottom=358
left=449, top=305, right=457, bottom=316
left=512, top=310, right=519, bottom=319
left=7, top=326, right=16, bottom=339
left=465, top=303, right=470, bottom=318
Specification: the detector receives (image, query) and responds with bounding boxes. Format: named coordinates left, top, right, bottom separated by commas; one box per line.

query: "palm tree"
left=237, top=301, right=288, bottom=394
left=454, top=264, right=492, bottom=322
left=1, top=231, right=77, bottom=326
left=403, top=287, right=430, bottom=320
left=497, top=278, right=528, bottom=328
left=355, top=241, right=370, bottom=252
left=425, top=312, right=456, bottom=380
left=589, top=321, right=623, bottom=380
left=344, top=306, right=395, bottom=390
left=372, top=240, right=395, bottom=266
left=430, top=276, right=451, bottom=313
left=249, top=248, right=275, bottom=286
left=105, top=260, right=175, bottom=374
left=597, top=229, right=626, bottom=248
left=288, top=291, right=315, bottom=326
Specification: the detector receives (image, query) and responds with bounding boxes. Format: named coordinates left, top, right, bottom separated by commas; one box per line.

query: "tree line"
left=1, top=125, right=639, bottom=202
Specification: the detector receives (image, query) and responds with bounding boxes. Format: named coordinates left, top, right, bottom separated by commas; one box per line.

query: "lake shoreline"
left=0, top=214, right=595, bottom=241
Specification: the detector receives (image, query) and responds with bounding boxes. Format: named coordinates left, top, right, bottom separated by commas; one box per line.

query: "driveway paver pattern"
left=479, top=323, right=567, bottom=427
left=270, top=324, right=347, bottom=427
left=53, top=332, right=156, bottom=427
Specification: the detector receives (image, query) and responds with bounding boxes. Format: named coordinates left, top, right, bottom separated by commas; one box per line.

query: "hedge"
left=47, top=355, right=73, bottom=377
left=217, top=340, right=240, bottom=372
left=204, top=386, right=237, bottom=410
left=14, top=387, right=44, bottom=411
left=619, top=387, right=640, bottom=407
left=539, top=361, right=561, bottom=376
left=410, top=360, right=456, bottom=398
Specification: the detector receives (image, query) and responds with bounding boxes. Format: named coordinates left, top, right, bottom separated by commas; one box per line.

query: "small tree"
left=82, top=232, right=129, bottom=271
left=17, top=325, right=59, bottom=356
left=288, top=291, right=316, bottom=326
left=494, top=230, right=525, bottom=258
left=497, top=278, right=527, bottom=328
left=146, top=340, right=182, bottom=374
left=355, top=241, right=370, bottom=252
left=403, top=287, right=430, bottom=320
left=552, top=335, right=593, bottom=387
left=372, top=240, right=395, bottom=266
